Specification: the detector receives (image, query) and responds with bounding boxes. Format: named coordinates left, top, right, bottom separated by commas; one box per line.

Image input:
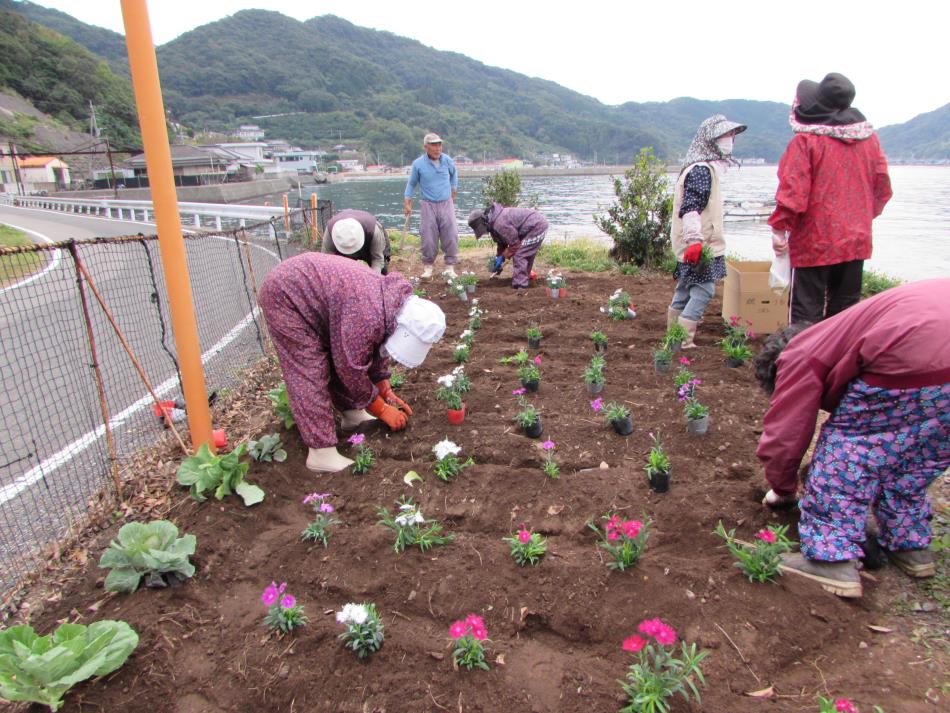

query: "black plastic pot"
left=668, top=340, right=682, bottom=353
left=527, top=337, right=541, bottom=349
left=725, top=357, right=745, bottom=369
left=611, top=416, right=633, bottom=436
left=521, top=378, right=540, bottom=393
left=654, top=360, right=671, bottom=374
left=594, top=342, right=608, bottom=354
left=523, top=417, right=543, bottom=438
left=587, top=381, right=604, bottom=396
left=649, top=469, right=671, bottom=493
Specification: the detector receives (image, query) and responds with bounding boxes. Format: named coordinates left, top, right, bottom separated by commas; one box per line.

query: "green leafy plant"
left=653, top=347, right=673, bottom=367
left=300, top=493, right=341, bottom=547
left=683, top=399, right=708, bottom=420
left=861, top=268, right=902, bottom=298
left=459, top=270, right=478, bottom=287
left=248, top=433, right=287, bottom=463
left=603, top=401, right=630, bottom=423
left=619, top=619, right=707, bottom=713
left=695, top=244, right=714, bottom=272
left=176, top=443, right=264, bottom=506
left=664, top=322, right=688, bottom=348
left=715, top=522, right=796, bottom=583
left=98, top=520, right=196, bottom=593
left=504, top=525, right=547, bottom=566
left=588, top=513, right=651, bottom=571
left=432, top=439, right=475, bottom=481
left=346, top=433, right=375, bottom=474
left=722, top=340, right=754, bottom=362
left=546, top=271, right=565, bottom=289
left=590, top=330, right=609, bottom=348
left=603, top=288, right=634, bottom=320
left=448, top=280, right=467, bottom=298
left=453, top=343, right=470, bottom=364
left=0, top=620, right=139, bottom=711
left=337, top=603, right=385, bottom=659
left=459, top=327, right=476, bottom=347
left=526, top=324, right=543, bottom=341
left=517, top=362, right=541, bottom=385
left=500, top=348, right=531, bottom=366
left=481, top=168, right=522, bottom=207
left=644, top=433, right=670, bottom=480
left=583, top=362, right=605, bottom=386
left=377, top=496, right=454, bottom=553
left=260, top=582, right=308, bottom=634
left=389, top=367, right=406, bottom=389
left=267, top=382, right=295, bottom=429
left=513, top=394, right=540, bottom=428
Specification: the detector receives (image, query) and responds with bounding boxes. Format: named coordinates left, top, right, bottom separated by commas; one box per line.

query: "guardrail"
left=10, top=195, right=288, bottom=233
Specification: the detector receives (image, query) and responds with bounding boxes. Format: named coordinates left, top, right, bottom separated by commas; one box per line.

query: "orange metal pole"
left=120, top=0, right=213, bottom=452
left=310, top=192, right=318, bottom=245
left=282, top=193, right=290, bottom=232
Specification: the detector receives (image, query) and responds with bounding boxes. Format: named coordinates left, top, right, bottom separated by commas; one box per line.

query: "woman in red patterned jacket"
left=769, top=73, right=892, bottom=325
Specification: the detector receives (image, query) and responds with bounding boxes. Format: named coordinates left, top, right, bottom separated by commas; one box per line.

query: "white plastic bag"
left=769, top=253, right=791, bottom=291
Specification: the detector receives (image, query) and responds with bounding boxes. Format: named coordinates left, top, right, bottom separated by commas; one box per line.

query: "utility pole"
left=104, top=137, right=118, bottom=199
left=8, top=142, right=24, bottom=196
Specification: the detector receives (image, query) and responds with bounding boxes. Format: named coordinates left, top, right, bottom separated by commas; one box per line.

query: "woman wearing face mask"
left=258, top=253, right=446, bottom=472
left=668, top=114, right=747, bottom=348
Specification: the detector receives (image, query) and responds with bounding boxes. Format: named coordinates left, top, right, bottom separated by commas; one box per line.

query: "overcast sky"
left=32, top=0, right=950, bottom=128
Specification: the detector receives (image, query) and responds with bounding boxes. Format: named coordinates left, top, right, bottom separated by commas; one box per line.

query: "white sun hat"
left=383, top=296, right=446, bottom=368
left=331, top=218, right=364, bottom=255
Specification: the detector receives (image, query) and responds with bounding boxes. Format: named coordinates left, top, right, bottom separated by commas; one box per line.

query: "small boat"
left=724, top=200, right=774, bottom=221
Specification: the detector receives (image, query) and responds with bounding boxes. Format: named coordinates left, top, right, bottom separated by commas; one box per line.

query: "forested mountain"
left=877, top=103, right=950, bottom=162
left=0, top=9, right=139, bottom=149
left=4, top=3, right=947, bottom=163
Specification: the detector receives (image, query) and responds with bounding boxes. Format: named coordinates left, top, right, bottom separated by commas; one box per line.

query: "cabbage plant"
left=0, top=620, right=139, bottom=711
left=176, top=443, right=264, bottom=506
left=98, top=520, right=196, bottom=593
left=248, top=433, right=287, bottom=463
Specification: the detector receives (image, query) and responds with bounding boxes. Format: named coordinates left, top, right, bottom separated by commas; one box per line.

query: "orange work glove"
left=375, top=379, right=413, bottom=416
left=367, top=396, right=409, bottom=430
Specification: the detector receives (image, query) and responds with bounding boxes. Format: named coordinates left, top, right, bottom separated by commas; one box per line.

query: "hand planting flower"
left=504, top=524, right=547, bottom=566
left=432, top=439, right=474, bottom=481
left=377, top=496, right=453, bottom=553
left=588, top=513, right=651, bottom=571
left=300, top=492, right=342, bottom=547
left=540, top=440, right=560, bottom=479
left=261, top=582, right=308, bottom=634
left=449, top=614, right=491, bottom=671
left=337, top=602, right=385, bottom=659
left=618, top=618, right=707, bottom=713
left=348, top=433, right=375, bottom=474
left=715, top=521, right=795, bottom=583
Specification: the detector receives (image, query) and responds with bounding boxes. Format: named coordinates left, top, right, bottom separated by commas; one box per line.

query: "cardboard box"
left=721, top=260, right=789, bottom=335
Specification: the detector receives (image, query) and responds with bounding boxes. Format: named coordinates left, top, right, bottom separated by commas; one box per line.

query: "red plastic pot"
left=152, top=400, right=175, bottom=419
left=558, top=287, right=567, bottom=298
left=446, top=404, right=466, bottom=425
left=212, top=428, right=228, bottom=448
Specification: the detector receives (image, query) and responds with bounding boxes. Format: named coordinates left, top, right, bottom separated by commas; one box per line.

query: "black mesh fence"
left=0, top=209, right=315, bottom=600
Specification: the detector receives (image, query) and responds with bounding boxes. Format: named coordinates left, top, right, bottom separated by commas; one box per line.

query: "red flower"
left=465, top=614, right=484, bottom=629
left=471, top=625, right=488, bottom=641
left=621, top=520, right=642, bottom=539
left=518, top=528, right=532, bottom=544
left=755, top=529, right=777, bottom=544
left=622, top=635, right=646, bottom=652
left=653, top=623, right=677, bottom=646
left=449, top=621, right=466, bottom=639
left=835, top=700, right=858, bottom=713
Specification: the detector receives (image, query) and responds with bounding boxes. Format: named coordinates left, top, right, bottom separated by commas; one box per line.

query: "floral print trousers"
left=799, top=379, right=950, bottom=561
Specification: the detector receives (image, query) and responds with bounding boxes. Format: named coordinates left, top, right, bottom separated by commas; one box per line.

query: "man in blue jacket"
left=404, top=133, right=459, bottom=279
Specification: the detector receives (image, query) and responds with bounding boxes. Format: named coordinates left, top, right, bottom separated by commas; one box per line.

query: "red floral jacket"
left=768, top=132, right=892, bottom=268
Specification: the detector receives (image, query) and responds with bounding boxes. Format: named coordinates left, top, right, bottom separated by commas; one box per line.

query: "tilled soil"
left=23, top=258, right=945, bottom=713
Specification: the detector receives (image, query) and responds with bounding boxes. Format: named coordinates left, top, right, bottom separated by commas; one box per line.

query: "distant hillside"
left=878, top=103, right=950, bottom=162
left=0, top=9, right=140, bottom=150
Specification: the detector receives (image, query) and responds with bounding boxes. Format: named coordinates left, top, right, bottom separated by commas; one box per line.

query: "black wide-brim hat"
left=795, top=73, right=866, bottom=126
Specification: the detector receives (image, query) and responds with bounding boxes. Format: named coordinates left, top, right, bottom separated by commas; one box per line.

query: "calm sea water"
left=284, top=165, right=948, bottom=281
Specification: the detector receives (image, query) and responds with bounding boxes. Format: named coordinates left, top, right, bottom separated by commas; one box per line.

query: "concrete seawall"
left=52, top=176, right=302, bottom=204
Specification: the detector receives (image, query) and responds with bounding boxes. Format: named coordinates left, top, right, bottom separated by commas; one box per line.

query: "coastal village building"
left=128, top=145, right=250, bottom=186
left=15, top=156, right=71, bottom=192
left=234, top=124, right=265, bottom=140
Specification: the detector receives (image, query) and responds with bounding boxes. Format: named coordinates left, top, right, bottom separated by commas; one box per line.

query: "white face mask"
left=715, top=136, right=734, bottom=155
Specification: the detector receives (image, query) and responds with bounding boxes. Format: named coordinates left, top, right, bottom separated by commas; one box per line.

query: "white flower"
left=398, top=503, right=414, bottom=511
left=433, top=439, right=461, bottom=460
left=453, top=344, right=467, bottom=353
left=437, top=374, right=456, bottom=388
left=337, top=603, right=368, bottom=625
left=452, top=365, right=465, bottom=375
left=413, top=512, right=425, bottom=524
left=460, top=329, right=473, bottom=339
left=394, top=513, right=411, bottom=526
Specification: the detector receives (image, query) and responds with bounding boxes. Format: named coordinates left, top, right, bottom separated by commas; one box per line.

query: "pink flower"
left=533, top=355, right=542, bottom=365
left=465, top=614, right=485, bottom=629
left=622, top=635, right=646, bottom=652
left=679, top=356, right=691, bottom=366
left=590, top=397, right=603, bottom=412
left=834, top=700, right=858, bottom=713
left=607, top=530, right=620, bottom=542
left=637, top=618, right=662, bottom=637
left=280, top=594, right=296, bottom=609
left=541, top=440, right=555, bottom=451
left=653, top=623, right=677, bottom=646
left=471, top=625, right=488, bottom=641
left=518, top=528, right=532, bottom=544
left=621, top=520, right=642, bottom=539
left=348, top=433, right=365, bottom=446
left=319, top=502, right=334, bottom=513
left=729, top=315, right=740, bottom=326
left=260, top=583, right=279, bottom=607
left=512, top=387, right=526, bottom=396
left=303, top=493, right=318, bottom=505
left=755, top=529, right=777, bottom=544
left=449, top=620, right=467, bottom=639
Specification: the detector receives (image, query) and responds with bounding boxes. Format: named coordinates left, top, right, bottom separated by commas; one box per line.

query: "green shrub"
left=480, top=169, right=522, bottom=207
left=861, top=268, right=902, bottom=298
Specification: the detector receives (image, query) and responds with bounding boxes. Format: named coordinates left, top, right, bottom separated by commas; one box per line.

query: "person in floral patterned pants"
left=755, top=279, right=950, bottom=597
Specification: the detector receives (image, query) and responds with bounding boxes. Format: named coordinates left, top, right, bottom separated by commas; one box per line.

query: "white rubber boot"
left=421, top=265, right=434, bottom=279
left=341, top=409, right=376, bottom=430
left=306, top=446, right=354, bottom=473
left=443, top=266, right=458, bottom=279
left=678, top=316, right=699, bottom=349
left=667, top=307, right=683, bottom=330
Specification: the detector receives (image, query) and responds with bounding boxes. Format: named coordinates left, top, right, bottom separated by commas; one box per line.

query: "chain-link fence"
left=0, top=209, right=319, bottom=601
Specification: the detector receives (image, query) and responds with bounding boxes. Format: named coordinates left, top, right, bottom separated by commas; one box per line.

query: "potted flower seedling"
left=715, top=522, right=795, bottom=583
left=377, top=496, right=454, bottom=552
left=588, top=513, right=651, bottom=570
left=683, top=398, right=710, bottom=436
left=453, top=343, right=470, bottom=364
left=300, top=492, right=341, bottom=546
left=601, top=288, right=635, bottom=320
left=504, top=524, right=547, bottom=566
left=590, top=330, right=609, bottom=354
left=546, top=271, right=565, bottom=298
left=603, top=401, right=633, bottom=436
left=347, top=433, right=375, bottom=474
left=526, top=324, right=543, bottom=348
left=517, top=359, right=541, bottom=392
left=437, top=372, right=467, bottom=424
left=460, top=270, right=478, bottom=294
left=500, top=348, right=531, bottom=367
left=724, top=315, right=755, bottom=346
left=618, top=618, right=708, bottom=712
left=336, top=602, right=385, bottom=659
left=468, top=300, right=484, bottom=330
left=695, top=244, right=714, bottom=272
left=722, top=339, right=753, bottom=368
left=673, top=357, right=694, bottom=396
left=448, top=279, right=468, bottom=302
left=653, top=346, right=673, bottom=374
left=449, top=614, right=491, bottom=671
left=432, top=438, right=475, bottom=481
left=664, top=322, right=688, bottom=353
left=540, top=439, right=560, bottom=478
left=644, top=432, right=671, bottom=492
left=260, top=581, right=308, bottom=634
left=513, top=392, right=543, bottom=438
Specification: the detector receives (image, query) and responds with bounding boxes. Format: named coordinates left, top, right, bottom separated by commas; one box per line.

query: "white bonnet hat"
left=331, top=218, right=364, bottom=255
left=383, top=296, right=446, bottom=368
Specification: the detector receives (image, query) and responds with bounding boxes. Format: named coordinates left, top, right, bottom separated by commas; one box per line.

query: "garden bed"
left=16, top=257, right=947, bottom=712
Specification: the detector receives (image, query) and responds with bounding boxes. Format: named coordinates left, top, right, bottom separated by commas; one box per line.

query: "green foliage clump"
left=596, top=148, right=673, bottom=268
left=480, top=169, right=522, bottom=207
left=538, top=238, right=615, bottom=272
left=176, top=443, right=264, bottom=506
left=861, top=268, right=902, bottom=298
left=98, top=520, right=196, bottom=593
left=267, top=382, right=295, bottom=429
left=248, top=433, right=287, bottom=462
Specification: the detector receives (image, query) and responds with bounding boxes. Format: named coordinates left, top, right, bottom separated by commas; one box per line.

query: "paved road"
left=0, top=206, right=281, bottom=587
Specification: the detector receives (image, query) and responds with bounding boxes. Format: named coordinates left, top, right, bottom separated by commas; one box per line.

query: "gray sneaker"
left=886, top=549, right=936, bottom=578
left=779, top=553, right=863, bottom=598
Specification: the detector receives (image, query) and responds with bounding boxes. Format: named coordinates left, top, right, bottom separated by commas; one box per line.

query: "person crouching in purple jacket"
left=467, top=204, right=548, bottom=289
